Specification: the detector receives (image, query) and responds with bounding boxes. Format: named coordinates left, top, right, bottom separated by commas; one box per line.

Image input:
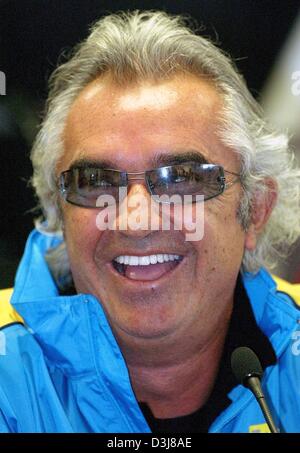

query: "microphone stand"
left=246, top=376, right=278, bottom=433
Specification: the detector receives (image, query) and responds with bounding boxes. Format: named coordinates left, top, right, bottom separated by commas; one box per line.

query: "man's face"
left=58, top=73, right=246, bottom=350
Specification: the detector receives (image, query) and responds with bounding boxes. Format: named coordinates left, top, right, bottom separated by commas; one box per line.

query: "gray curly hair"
left=31, top=10, right=300, bottom=284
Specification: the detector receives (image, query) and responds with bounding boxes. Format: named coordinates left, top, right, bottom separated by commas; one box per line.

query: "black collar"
left=139, top=273, right=277, bottom=433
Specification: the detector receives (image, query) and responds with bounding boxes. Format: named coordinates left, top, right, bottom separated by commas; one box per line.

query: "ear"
left=244, top=179, right=278, bottom=251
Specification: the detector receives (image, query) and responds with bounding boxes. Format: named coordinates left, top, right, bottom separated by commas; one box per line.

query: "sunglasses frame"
left=59, top=161, right=241, bottom=208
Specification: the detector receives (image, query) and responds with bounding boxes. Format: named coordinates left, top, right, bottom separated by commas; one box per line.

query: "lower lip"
left=108, top=258, right=184, bottom=285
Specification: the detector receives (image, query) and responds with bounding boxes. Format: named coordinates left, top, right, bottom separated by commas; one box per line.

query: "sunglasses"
left=59, top=161, right=240, bottom=208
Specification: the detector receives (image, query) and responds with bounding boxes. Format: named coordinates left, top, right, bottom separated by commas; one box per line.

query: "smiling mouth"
left=112, top=254, right=183, bottom=281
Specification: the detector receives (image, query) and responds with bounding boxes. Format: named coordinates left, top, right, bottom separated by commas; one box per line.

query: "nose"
left=115, top=182, right=161, bottom=238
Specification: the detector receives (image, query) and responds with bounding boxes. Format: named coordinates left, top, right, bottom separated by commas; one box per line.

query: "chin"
left=106, top=305, right=181, bottom=341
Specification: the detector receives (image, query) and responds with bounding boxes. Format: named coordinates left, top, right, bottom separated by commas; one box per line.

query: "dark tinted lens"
left=146, top=163, right=225, bottom=202
left=60, top=168, right=127, bottom=208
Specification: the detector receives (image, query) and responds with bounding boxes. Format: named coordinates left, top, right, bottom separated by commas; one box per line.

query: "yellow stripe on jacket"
left=0, top=288, right=24, bottom=328
left=273, top=276, right=300, bottom=306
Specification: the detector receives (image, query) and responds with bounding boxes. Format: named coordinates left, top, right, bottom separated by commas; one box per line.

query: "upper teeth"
left=114, top=254, right=181, bottom=266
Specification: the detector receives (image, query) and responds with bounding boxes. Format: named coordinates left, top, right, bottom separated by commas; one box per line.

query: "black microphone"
left=231, top=346, right=278, bottom=433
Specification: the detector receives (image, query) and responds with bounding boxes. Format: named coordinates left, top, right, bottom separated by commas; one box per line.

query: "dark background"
left=1, top=0, right=300, bottom=288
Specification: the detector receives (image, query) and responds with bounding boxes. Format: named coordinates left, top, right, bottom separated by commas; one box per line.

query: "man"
left=1, top=10, right=300, bottom=433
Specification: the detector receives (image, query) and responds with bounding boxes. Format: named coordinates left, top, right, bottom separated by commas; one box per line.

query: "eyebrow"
left=68, top=157, right=116, bottom=171
left=151, top=151, right=209, bottom=168
left=68, top=150, right=210, bottom=172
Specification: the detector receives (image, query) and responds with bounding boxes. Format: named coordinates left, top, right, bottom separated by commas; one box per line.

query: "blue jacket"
left=0, top=229, right=300, bottom=433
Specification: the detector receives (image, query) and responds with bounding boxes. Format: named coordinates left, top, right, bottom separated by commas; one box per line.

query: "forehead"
left=60, top=73, right=238, bottom=172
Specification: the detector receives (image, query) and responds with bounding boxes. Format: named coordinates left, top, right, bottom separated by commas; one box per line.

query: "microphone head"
left=231, top=346, right=263, bottom=385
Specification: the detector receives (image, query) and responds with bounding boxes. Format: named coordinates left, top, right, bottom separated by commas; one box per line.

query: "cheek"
left=196, top=203, right=245, bottom=273
left=217, top=214, right=245, bottom=264
left=63, top=208, right=102, bottom=270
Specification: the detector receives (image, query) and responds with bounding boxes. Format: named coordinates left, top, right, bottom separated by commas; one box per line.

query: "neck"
left=117, top=311, right=232, bottom=419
